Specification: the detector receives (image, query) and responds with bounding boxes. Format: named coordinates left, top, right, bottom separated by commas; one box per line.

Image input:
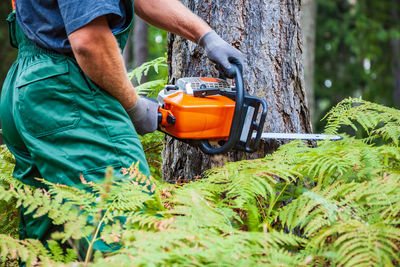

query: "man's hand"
left=126, top=97, right=159, bottom=135
left=199, top=31, right=245, bottom=78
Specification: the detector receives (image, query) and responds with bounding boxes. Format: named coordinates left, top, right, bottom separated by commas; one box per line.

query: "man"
left=0, top=0, right=243, bottom=254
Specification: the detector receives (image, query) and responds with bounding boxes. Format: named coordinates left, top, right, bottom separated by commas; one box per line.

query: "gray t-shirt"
left=16, top=0, right=131, bottom=53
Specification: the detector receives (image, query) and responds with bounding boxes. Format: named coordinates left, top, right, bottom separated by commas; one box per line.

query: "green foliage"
left=0, top=235, right=52, bottom=266
left=0, top=1, right=18, bottom=87
left=139, top=131, right=164, bottom=181
left=0, top=145, right=18, bottom=236
left=315, top=0, right=400, bottom=130
left=47, top=240, right=78, bottom=263
left=147, top=26, right=168, bottom=84
left=0, top=98, right=399, bottom=266
left=128, top=56, right=168, bottom=97
left=147, top=26, right=167, bottom=62
left=0, top=145, right=18, bottom=267
left=324, top=97, right=400, bottom=146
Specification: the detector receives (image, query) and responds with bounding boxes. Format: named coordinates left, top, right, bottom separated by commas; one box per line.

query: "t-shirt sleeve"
left=58, top=0, right=123, bottom=35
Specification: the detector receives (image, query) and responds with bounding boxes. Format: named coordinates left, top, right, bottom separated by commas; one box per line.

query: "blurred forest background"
left=0, top=0, right=399, bottom=134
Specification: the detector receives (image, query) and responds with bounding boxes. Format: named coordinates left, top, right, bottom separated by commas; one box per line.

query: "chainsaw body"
left=158, top=66, right=268, bottom=155
left=159, top=91, right=235, bottom=141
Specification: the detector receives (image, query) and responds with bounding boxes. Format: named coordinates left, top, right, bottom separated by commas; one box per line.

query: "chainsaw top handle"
left=199, top=64, right=244, bottom=155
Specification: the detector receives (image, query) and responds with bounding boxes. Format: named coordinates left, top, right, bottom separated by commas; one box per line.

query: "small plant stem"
left=67, top=238, right=84, bottom=262
left=144, top=142, right=163, bottom=152
left=268, top=182, right=290, bottom=217
left=155, top=191, right=165, bottom=211
left=84, top=208, right=110, bottom=266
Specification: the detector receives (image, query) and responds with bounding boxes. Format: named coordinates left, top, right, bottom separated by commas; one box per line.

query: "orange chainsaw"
left=157, top=65, right=342, bottom=155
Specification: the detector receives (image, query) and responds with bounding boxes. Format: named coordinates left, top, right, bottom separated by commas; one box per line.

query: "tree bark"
left=133, top=16, right=149, bottom=84
left=300, top=0, right=317, bottom=125
left=0, top=1, right=17, bottom=145
left=122, top=31, right=132, bottom=69
left=391, top=2, right=400, bottom=105
left=162, top=0, right=311, bottom=182
left=123, top=16, right=149, bottom=84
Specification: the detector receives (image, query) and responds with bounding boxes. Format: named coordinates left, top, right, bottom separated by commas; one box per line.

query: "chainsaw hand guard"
left=198, top=65, right=244, bottom=154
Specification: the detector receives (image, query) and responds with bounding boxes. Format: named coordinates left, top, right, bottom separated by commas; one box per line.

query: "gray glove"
left=127, top=97, right=159, bottom=136
left=198, top=30, right=245, bottom=78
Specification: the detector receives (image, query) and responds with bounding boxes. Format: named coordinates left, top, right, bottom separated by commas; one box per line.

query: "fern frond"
left=324, top=98, right=400, bottom=146
left=96, top=229, right=305, bottom=266
left=0, top=234, right=51, bottom=266
left=105, top=180, right=155, bottom=213
left=134, top=79, right=167, bottom=96
left=124, top=213, right=174, bottom=231
left=64, top=248, right=78, bottom=263
left=279, top=173, right=400, bottom=235
left=47, top=240, right=64, bottom=261
left=0, top=181, right=92, bottom=243
left=296, top=138, right=384, bottom=184
left=127, top=56, right=167, bottom=84
left=0, top=145, right=15, bottom=182
left=163, top=187, right=233, bottom=232
left=263, top=248, right=307, bottom=266
left=47, top=240, right=77, bottom=263
left=204, top=156, right=300, bottom=209
left=245, top=202, right=262, bottom=231
left=311, top=221, right=400, bottom=266
left=42, top=179, right=98, bottom=213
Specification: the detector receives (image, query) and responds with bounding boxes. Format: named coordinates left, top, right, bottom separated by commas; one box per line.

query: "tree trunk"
left=300, top=0, right=317, bottom=125
left=123, top=16, right=149, bottom=83
left=0, top=1, right=17, bottom=145
left=391, top=2, right=400, bottom=105
left=122, top=31, right=132, bottom=69
left=162, top=0, right=311, bottom=182
left=133, top=16, right=149, bottom=84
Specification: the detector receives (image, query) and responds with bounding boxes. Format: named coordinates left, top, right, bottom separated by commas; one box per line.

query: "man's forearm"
left=134, top=0, right=211, bottom=43
left=68, top=16, right=137, bottom=109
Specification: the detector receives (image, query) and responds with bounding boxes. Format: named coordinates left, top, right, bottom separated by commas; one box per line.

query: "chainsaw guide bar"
left=255, top=132, right=343, bottom=141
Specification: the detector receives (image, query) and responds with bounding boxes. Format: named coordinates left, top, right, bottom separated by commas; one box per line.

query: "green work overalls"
left=0, top=0, right=151, bottom=255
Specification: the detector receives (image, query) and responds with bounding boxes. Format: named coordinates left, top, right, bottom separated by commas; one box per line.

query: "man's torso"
left=15, top=0, right=130, bottom=53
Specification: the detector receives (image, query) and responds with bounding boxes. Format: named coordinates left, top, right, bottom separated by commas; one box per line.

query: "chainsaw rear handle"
left=198, top=64, right=244, bottom=155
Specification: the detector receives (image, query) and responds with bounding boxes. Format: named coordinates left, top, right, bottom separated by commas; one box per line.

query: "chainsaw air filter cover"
left=177, top=77, right=231, bottom=91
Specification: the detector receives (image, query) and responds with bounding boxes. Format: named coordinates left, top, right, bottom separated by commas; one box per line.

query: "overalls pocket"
left=16, top=57, right=81, bottom=137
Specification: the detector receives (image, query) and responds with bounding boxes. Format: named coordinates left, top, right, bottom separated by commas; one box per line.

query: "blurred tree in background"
left=0, top=1, right=17, bottom=144
left=0, top=2, right=16, bottom=87
left=123, top=19, right=167, bottom=85
left=314, top=0, right=400, bottom=130
left=301, top=0, right=317, bottom=125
